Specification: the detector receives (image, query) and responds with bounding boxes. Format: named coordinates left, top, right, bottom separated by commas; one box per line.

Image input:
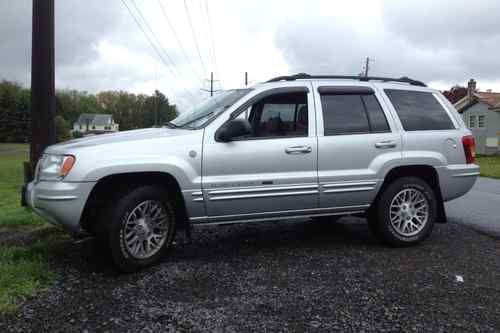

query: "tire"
left=107, top=185, right=176, bottom=272
left=368, top=177, right=437, bottom=247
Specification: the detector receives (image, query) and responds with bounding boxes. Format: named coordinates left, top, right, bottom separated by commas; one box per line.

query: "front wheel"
left=107, top=185, right=176, bottom=272
left=369, top=177, right=437, bottom=247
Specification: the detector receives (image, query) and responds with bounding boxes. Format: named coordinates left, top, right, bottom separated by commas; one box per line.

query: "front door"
left=202, top=85, right=318, bottom=222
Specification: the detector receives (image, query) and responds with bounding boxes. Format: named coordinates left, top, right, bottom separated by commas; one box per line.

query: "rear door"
left=312, top=82, right=402, bottom=211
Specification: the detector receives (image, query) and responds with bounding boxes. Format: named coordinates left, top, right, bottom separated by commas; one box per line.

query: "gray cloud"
left=54, top=1, right=123, bottom=67
left=381, top=0, right=500, bottom=47
left=0, top=1, right=125, bottom=85
left=2, top=0, right=500, bottom=100
left=381, top=0, right=500, bottom=82
left=274, top=0, right=500, bottom=85
left=0, top=1, right=32, bottom=85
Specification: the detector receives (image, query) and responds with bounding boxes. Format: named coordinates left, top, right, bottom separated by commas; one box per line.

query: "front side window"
left=320, top=93, right=390, bottom=135
left=234, top=92, right=308, bottom=139
left=385, top=89, right=454, bottom=131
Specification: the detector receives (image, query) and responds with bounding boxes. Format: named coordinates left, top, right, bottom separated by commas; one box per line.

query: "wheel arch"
left=372, top=165, right=447, bottom=223
left=80, top=171, right=188, bottom=237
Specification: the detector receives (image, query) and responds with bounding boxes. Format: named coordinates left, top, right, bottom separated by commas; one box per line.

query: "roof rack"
left=266, top=73, right=427, bottom=87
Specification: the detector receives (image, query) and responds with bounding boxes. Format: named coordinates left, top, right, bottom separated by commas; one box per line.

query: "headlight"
left=38, top=154, right=76, bottom=181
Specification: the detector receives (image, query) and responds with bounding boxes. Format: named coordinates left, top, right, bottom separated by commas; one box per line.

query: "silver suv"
left=23, top=74, right=479, bottom=272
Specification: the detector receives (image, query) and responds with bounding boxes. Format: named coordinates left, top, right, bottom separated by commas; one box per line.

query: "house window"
left=478, top=115, right=485, bottom=128
left=469, top=115, right=476, bottom=128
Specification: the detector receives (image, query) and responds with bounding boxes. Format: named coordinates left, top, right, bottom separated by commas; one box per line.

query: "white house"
left=72, top=114, right=119, bottom=135
left=454, top=79, right=500, bottom=155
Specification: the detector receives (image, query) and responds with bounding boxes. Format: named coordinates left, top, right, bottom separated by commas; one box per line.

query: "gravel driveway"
left=1, top=218, right=499, bottom=332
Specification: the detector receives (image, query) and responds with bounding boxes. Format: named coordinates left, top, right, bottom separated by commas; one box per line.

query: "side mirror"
left=215, top=119, right=252, bottom=142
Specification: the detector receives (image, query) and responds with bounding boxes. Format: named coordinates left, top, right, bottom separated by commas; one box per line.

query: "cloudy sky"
left=1, top=0, right=500, bottom=111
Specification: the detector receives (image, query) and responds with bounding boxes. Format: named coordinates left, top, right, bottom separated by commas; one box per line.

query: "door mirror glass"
left=216, top=119, right=252, bottom=142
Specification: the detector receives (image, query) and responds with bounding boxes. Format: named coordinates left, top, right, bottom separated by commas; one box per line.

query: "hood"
left=46, top=128, right=196, bottom=154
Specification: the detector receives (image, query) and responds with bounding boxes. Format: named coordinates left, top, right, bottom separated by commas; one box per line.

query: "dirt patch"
left=0, top=225, right=62, bottom=247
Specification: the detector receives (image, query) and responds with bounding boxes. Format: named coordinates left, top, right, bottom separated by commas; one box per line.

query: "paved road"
left=446, top=177, right=500, bottom=238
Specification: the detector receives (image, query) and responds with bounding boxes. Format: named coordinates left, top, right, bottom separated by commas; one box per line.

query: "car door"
left=312, top=82, right=402, bottom=211
left=201, top=83, right=318, bottom=222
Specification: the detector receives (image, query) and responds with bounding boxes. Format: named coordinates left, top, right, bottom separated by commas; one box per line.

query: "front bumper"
left=23, top=180, right=95, bottom=235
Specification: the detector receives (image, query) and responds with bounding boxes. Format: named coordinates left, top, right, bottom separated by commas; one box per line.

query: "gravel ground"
left=1, top=218, right=499, bottom=332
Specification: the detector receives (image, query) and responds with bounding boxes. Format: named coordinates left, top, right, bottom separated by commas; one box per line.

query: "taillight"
left=462, top=135, right=476, bottom=164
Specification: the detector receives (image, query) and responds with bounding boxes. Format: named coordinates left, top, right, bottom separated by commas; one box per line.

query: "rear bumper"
left=24, top=180, right=95, bottom=235
left=436, top=164, right=480, bottom=201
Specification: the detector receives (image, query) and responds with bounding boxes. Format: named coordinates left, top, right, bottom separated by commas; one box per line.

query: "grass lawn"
left=0, top=143, right=43, bottom=226
left=0, top=143, right=66, bottom=313
left=476, top=155, right=500, bottom=179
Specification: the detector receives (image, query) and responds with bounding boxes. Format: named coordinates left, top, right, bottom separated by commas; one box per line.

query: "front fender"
left=81, top=156, right=201, bottom=191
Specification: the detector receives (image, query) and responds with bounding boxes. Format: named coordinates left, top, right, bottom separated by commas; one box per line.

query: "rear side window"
left=362, top=95, right=390, bottom=132
left=320, top=94, right=390, bottom=135
left=385, top=89, right=454, bottom=131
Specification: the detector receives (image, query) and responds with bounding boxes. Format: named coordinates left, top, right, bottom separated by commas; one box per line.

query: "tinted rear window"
left=385, top=89, right=454, bottom=131
left=320, top=94, right=390, bottom=135
left=321, top=95, right=370, bottom=135
left=362, top=95, right=390, bottom=133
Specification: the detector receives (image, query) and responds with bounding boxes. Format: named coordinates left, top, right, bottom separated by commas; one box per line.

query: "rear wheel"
left=107, top=185, right=176, bottom=272
left=369, top=177, right=436, bottom=246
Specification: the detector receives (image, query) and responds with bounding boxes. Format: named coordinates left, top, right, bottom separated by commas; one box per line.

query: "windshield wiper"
left=163, top=122, right=179, bottom=129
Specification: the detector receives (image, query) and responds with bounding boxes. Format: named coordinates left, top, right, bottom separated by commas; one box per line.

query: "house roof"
left=475, top=92, right=500, bottom=108
left=75, top=113, right=114, bottom=126
left=454, top=91, right=500, bottom=112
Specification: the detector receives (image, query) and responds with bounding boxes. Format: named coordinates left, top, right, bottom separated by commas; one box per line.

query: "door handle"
left=375, top=140, right=397, bottom=149
left=285, top=145, right=312, bottom=154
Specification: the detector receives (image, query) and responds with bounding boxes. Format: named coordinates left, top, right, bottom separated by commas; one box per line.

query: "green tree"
left=0, top=79, right=179, bottom=143
left=54, top=115, right=70, bottom=142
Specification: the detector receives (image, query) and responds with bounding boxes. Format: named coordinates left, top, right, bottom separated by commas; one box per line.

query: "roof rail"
left=266, top=73, right=427, bottom=87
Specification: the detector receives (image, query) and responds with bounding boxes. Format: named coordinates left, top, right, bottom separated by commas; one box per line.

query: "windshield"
left=170, top=89, right=251, bottom=129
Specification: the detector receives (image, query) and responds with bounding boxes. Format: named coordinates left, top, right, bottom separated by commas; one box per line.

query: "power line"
left=129, top=0, right=182, bottom=77
left=120, top=0, right=197, bottom=99
left=156, top=0, right=204, bottom=84
left=129, top=0, right=202, bottom=98
left=202, top=0, right=219, bottom=82
left=183, top=0, right=207, bottom=77
left=121, top=0, right=176, bottom=78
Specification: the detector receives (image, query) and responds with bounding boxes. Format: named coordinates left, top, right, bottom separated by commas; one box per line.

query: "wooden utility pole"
left=201, top=71, right=220, bottom=97
left=29, top=0, right=56, bottom=178
left=364, top=57, right=370, bottom=77
left=210, top=71, right=213, bottom=96
left=245, top=72, right=248, bottom=86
